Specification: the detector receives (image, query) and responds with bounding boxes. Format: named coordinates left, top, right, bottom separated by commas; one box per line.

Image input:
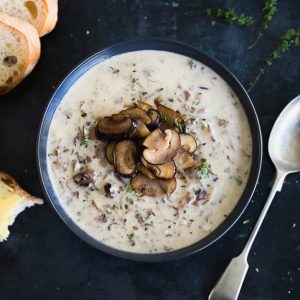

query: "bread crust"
left=0, top=12, right=40, bottom=94
left=39, top=0, right=58, bottom=37
left=0, top=171, right=43, bottom=204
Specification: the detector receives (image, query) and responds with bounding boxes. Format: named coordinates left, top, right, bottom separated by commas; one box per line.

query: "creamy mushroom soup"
left=47, top=50, right=252, bottom=253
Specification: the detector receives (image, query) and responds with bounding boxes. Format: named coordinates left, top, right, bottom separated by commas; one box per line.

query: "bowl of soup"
left=37, top=39, right=262, bottom=261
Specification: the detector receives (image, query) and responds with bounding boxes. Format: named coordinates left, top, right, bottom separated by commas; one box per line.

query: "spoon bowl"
left=268, top=95, right=300, bottom=173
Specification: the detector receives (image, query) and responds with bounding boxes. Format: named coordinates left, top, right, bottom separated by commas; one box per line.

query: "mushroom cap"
left=113, top=140, right=137, bottom=177
left=180, top=134, right=197, bottom=153
left=141, top=156, right=176, bottom=180
left=113, top=108, right=152, bottom=125
left=97, top=117, right=137, bottom=140
left=143, top=129, right=180, bottom=165
left=131, top=173, right=177, bottom=197
left=173, top=148, right=195, bottom=171
left=147, top=109, right=162, bottom=130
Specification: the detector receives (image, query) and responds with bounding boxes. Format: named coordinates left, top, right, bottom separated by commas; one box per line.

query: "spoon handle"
left=208, top=169, right=286, bottom=300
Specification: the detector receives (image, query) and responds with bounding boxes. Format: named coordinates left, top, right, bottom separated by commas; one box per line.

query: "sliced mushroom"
left=173, top=148, right=195, bottom=171
left=105, top=141, right=117, bottom=164
left=141, top=156, right=176, bottom=180
left=131, top=173, right=177, bottom=197
left=138, top=163, right=156, bottom=180
left=113, top=108, right=152, bottom=125
left=180, top=134, right=197, bottom=153
left=97, top=117, right=137, bottom=140
left=142, top=128, right=165, bottom=149
left=132, top=120, right=150, bottom=138
left=113, top=140, right=137, bottom=177
left=155, top=98, right=186, bottom=127
left=136, top=101, right=153, bottom=111
left=147, top=109, right=162, bottom=129
left=143, top=129, right=180, bottom=164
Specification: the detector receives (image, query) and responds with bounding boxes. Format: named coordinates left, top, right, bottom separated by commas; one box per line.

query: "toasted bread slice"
left=0, top=12, right=41, bottom=95
left=0, top=171, right=43, bottom=242
left=0, top=0, right=58, bottom=37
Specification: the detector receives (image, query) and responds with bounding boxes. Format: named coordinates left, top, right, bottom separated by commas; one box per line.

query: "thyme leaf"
left=248, top=0, right=278, bottom=49
left=125, top=183, right=134, bottom=193
left=197, top=159, right=211, bottom=180
left=248, top=29, right=300, bottom=92
left=207, top=7, right=253, bottom=26
left=80, top=127, right=89, bottom=147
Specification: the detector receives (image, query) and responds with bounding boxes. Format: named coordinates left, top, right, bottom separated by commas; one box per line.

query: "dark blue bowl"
left=37, top=39, right=262, bottom=261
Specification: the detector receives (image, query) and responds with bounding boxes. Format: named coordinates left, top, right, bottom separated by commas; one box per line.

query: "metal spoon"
left=209, top=95, right=300, bottom=300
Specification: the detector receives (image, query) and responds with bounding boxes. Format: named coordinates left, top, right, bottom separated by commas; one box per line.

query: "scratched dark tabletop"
left=0, top=1, right=299, bottom=299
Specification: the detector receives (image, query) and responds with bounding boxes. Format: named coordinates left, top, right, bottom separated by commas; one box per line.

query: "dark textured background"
left=0, top=1, right=299, bottom=299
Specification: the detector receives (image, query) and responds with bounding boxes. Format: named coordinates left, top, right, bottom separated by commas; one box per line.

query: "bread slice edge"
left=0, top=12, right=41, bottom=94
left=39, top=0, right=58, bottom=37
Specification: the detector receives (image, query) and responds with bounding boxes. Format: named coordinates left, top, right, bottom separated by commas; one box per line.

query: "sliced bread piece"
left=0, top=12, right=40, bottom=95
left=0, top=0, right=58, bottom=37
left=0, top=171, right=43, bottom=242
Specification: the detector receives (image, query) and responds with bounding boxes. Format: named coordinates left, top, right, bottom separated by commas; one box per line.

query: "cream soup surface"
left=47, top=50, right=252, bottom=253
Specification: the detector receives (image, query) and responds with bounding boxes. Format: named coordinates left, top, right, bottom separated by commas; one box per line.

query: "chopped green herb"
left=132, top=225, right=138, bottom=230
left=207, top=7, right=253, bottom=26
left=128, top=233, right=135, bottom=246
left=80, top=127, right=89, bottom=147
left=174, top=118, right=183, bottom=129
left=248, top=29, right=300, bottom=92
left=249, top=0, right=277, bottom=49
left=132, top=77, right=139, bottom=84
left=125, top=184, right=134, bottom=193
left=197, top=159, right=210, bottom=180
left=81, top=111, right=87, bottom=117
left=156, top=88, right=164, bottom=92
left=188, top=59, right=197, bottom=69
left=243, top=219, right=250, bottom=224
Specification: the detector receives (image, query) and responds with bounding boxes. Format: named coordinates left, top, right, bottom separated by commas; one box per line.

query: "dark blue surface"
left=0, top=0, right=299, bottom=299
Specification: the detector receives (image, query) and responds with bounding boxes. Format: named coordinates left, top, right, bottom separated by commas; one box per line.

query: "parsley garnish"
left=197, top=159, right=211, bottom=180
left=248, top=0, right=278, bottom=49
left=248, top=29, right=300, bottom=92
left=125, top=184, right=134, bottom=193
left=207, top=7, right=253, bottom=26
left=132, top=226, right=138, bottom=230
left=81, top=111, right=87, bottom=117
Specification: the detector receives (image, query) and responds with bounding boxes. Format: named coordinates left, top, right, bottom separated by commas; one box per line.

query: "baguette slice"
left=0, top=171, right=43, bottom=242
left=0, top=12, right=41, bottom=95
left=0, top=0, right=58, bottom=37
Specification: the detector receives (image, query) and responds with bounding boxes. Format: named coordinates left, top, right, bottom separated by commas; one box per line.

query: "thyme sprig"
left=248, top=29, right=300, bottom=92
left=248, top=0, right=278, bottom=49
left=80, top=126, right=89, bottom=147
left=207, top=7, right=253, bottom=26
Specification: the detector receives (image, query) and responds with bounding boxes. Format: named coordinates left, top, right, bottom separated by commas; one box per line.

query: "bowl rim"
left=37, top=38, right=263, bottom=262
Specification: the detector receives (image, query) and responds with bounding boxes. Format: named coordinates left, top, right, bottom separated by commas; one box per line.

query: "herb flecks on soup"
left=47, top=51, right=252, bottom=253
